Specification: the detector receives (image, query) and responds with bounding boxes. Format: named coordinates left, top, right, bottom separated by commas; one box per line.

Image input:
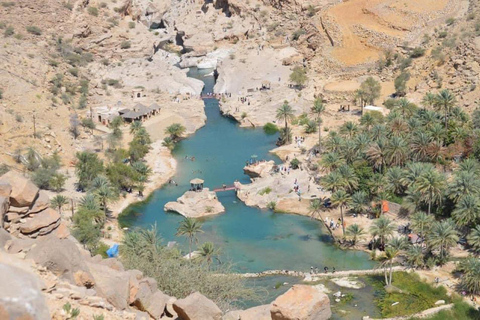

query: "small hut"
left=190, top=178, right=204, bottom=192
left=261, top=80, right=271, bottom=90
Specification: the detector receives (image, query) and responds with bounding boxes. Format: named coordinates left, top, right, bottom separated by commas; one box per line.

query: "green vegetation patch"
left=409, top=296, right=480, bottom=320
left=369, top=272, right=450, bottom=318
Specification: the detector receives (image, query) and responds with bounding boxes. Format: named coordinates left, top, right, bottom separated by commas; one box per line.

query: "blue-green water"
left=119, top=68, right=374, bottom=273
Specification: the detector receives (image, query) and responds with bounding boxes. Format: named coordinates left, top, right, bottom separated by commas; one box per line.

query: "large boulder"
left=243, top=160, right=275, bottom=178
left=0, top=181, right=12, bottom=198
left=164, top=188, right=225, bottom=218
left=19, top=208, right=60, bottom=234
left=0, top=263, right=50, bottom=319
left=144, top=290, right=172, bottom=319
left=26, top=235, right=91, bottom=283
left=29, top=190, right=50, bottom=214
left=223, top=304, right=272, bottom=320
left=173, top=292, right=222, bottom=320
left=0, top=171, right=39, bottom=207
left=270, top=285, right=331, bottom=320
left=87, top=262, right=131, bottom=310
left=0, top=196, right=8, bottom=228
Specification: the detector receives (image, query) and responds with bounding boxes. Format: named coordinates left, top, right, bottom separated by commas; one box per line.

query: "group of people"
left=310, top=266, right=336, bottom=274
left=325, top=217, right=342, bottom=230
left=238, top=96, right=251, bottom=105
left=294, top=136, right=305, bottom=148
left=184, top=155, right=196, bottom=161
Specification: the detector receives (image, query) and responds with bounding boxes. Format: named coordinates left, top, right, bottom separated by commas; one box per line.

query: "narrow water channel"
left=119, top=68, right=374, bottom=273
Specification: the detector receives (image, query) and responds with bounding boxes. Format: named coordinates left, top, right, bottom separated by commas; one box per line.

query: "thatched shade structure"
left=190, top=178, right=204, bottom=191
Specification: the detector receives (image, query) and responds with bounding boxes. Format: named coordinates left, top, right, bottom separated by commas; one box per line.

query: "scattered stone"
left=173, top=292, right=222, bottom=320
left=87, top=262, right=131, bottom=310
left=0, top=196, right=8, bottom=228
left=435, top=300, right=446, bottom=305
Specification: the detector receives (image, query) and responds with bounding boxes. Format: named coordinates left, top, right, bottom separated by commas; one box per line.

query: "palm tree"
left=162, top=137, right=175, bottom=150
left=322, top=171, right=345, bottom=193
left=346, top=224, right=365, bottom=245
left=381, top=237, right=407, bottom=285
left=276, top=100, right=295, bottom=144
left=130, top=121, right=142, bottom=134
left=428, top=219, right=459, bottom=259
left=165, top=123, right=186, bottom=141
left=400, top=162, right=434, bottom=188
left=434, top=89, right=456, bottom=133
left=458, top=257, right=480, bottom=295
left=452, top=195, right=480, bottom=228
left=458, top=158, right=480, bottom=176
left=91, top=177, right=118, bottom=215
left=79, top=193, right=100, bottom=211
left=351, top=191, right=370, bottom=215
left=428, top=123, right=445, bottom=144
left=340, top=121, right=359, bottom=139
left=337, top=165, right=359, bottom=193
left=319, top=152, right=344, bottom=172
left=386, top=136, right=408, bottom=167
left=50, top=195, right=69, bottom=214
left=414, top=167, right=446, bottom=215
left=367, top=138, right=388, bottom=173
left=309, top=199, right=333, bottom=237
left=406, top=245, right=425, bottom=268
left=359, top=113, right=375, bottom=130
left=324, top=132, right=344, bottom=153
left=397, top=98, right=416, bottom=116
left=370, top=216, right=396, bottom=248
left=311, top=98, right=325, bottom=152
left=410, top=132, right=432, bottom=162
left=198, top=242, right=219, bottom=266
left=410, top=211, right=434, bottom=238
left=385, top=167, right=405, bottom=195
left=422, top=92, right=436, bottom=110
left=176, top=217, right=204, bottom=259
left=331, top=189, right=351, bottom=237
left=467, top=225, right=480, bottom=255
left=447, top=171, right=480, bottom=203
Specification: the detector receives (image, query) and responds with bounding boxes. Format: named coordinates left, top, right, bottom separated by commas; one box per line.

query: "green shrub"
left=100, top=58, right=110, bottom=66
left=63, top=1, right=73, bottom=10
left=87, top=6, right=99, bottom=16
left=0, top=88, right=3, bottom=99
left=94, top=242, right=110, bottom=258
left=263, top=122, right=279, bottom=135
left=26, top=26, right=42, bottom=35
left=1, top=2, right=15, bottom=7
left=445, top=17, right=455, bottom=26
left=99, top=2, right=107, bottom=8
left=290, top=158, right=300, bottom=169
left=0, top=22, right=6, bottom=29
left=292, top=29, right=306, bottom=41
left=438, top=31, right=448, bottom=38
left=13, top=33, right=23, bottom=40
left=128, top=21, right=136, bottom=29
left=48, top=60, right=59, bottom=67
left=258, top=187, right=272, bottom=196
left=120, top=40, right=131, bottom=49
left=4, top=26, right=14, bottom=37
left=267, top=201, right=277, bottom=210
left=68, top=68, right=79, bottom=77
left=409, top=47, right=425, bottom=58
